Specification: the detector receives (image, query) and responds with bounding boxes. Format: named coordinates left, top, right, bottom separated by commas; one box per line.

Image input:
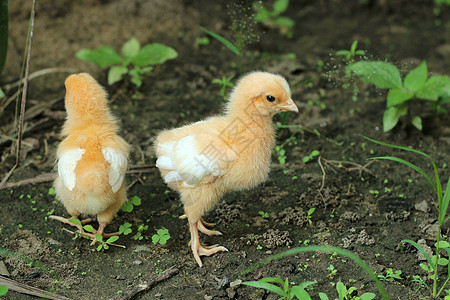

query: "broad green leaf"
left=130, top=196, right=141, bottom=206
left=383, top=105, right=406, bottom=132
left=95, top=234, right=103, bottom=242
left=273, top=0, right=289, bottom=14
left=122, top=38, right=140, bottom=59
left=319, top=293, right=329, bottom=300
left=106, top=236, right=119, bottom=243
left=386, top=88, right=413, bottom=107
left=404, top=61, right=428, bottom=91
left=350, top=40, right=358, bottom=53
left=336, top=50, right=350, bottom=56
left=275, top=16, right=295, bottom=28
left=157, top=228, right=168, bottom=236
left=0, top=0, right=8, bottom=73
left=438, top=257, right=448, bottom=266
left=76, top=46, right=123, bottom=67
left=416, top=76, right=450, bottom=101
left=97, top=245, right=103, bottom=251
left=121, top=202, right=133, bottom=212
left=347, top=61, right=402, bottom=89
left=411, top=115, right=422, bottom=131
left=108, top=66, right=128, bottom=85
left=200, top=27, right=240, bottom=56
left=48, top=187, right=55, bottom=195
left=83, top=225, right=95, bottom=233
left=68, top=218, right=81, bottom=226
left=254, top=6, right=270, bottom=22
left=132, top=43, right=178, bottom=66
left=152, top=235, right=160, bottom=244
left=360, top=293, right=376, bottom=300
left=291, top=286, right=311, bottom=300
left=336, top=281, right=347, bottom=298
left=297, top=281, right=317, bottom=289
left=311, top=150, right=320, bottom=156
left=159, top=235, right=170, bottom=245
left=0, top=284, right=7, bottom=296
left=355, top=50, right=366, bottom=56
left=241, top=281, right=286, bottom=297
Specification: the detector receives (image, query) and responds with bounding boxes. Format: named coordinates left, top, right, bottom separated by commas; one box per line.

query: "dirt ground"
left=1, top=0, right=450, bottom=299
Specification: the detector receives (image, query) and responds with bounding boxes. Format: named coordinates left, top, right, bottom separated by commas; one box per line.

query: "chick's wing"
left=58, top=148, right=86, bottom=191
left=102, top=148, right=128, bottom=193
left=156, top=133, right=238, bottom=187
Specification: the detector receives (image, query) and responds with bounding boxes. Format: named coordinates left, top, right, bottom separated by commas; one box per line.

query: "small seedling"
left=377, top=268, right=402, bottom=281
left=152, top=228, right=170, bottom=245
left=76, top=38, right=177, bottom=88
left=303, top=150, right=320, bottom=163
left=212, top=75, right=234, bottom=100
left=242, top=277, right=316, bottom=299
left=119, top=222, right=132, bottom=235
left=327, top=264, right=337, bottom=279
left=48, top=187, right=55, bottom=195
left=200, top=26, right=240, bottom=56
left=275, top=145, right=287, bottom=165
left=319, top=280, right=375, bottom=300
left=0, top=285, right=8, bottom=299
left=133, top=224, right=149, bottom=241
left=348, top=61, right=450, bottom=131
left=336, top=40, right=366, bottom=63
left=306, top=208, right=315, bottom=226
left=95, top=234, right=119, bottom=251
left=253, top=0, right=295, bottom=38
left=258, top=211, right=269, bottom=218
left=121, top=196, right=141, bottom=213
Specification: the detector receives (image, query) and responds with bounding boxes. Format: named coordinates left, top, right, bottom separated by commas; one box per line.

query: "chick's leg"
left=180, top=214, right=222, bottom=236
left=49, top=199, right=93, bottom=232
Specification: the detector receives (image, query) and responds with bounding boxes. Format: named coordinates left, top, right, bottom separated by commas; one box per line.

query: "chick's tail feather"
left=75, top=160, right=109, bottom=196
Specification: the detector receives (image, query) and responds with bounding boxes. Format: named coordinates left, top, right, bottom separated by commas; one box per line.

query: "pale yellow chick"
left=154, top=71, right=298, bottom=266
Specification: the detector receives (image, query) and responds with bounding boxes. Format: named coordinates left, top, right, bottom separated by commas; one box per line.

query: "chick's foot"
left=189, top=221, right=228, bottom=267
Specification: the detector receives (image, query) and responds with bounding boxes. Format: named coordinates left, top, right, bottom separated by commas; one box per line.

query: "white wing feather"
left=102, top=148, right=128, bottom=193
left=58, top=148, right=85, bottom=191
left=156, top=135, right=224, bottom=187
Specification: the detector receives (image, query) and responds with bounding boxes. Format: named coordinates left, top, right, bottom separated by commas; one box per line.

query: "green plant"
left=348, top=61, right=450, bottom=132
left=258, top=211, right=269, bottom=218
left=212, top=75, right=234, bottom=100
left=275, top=145, right=287, bottom=165
left=133, top=223, right=149, bottom=241
left=95, top=234, right=119, bottom=251
left=200, top=26, right=240, bottom=56
left=118, top=222, right=132, bottom=235
left=365, top=136, right=450, bottom=298
left=303, top=150, right=320, bottom=163
left=76, top=38, right=177, bottom=88
left=152, top=228, right=170, bottom=245
left=242, top=277, right=316, bottom=299
left=336, top=40, right=366, bottom=63
left=319, top=281, right=376, bottom=300
left=0, top=284, right=8, bottom=299
left=121, top=196, right=141, bottom=212
left=377, top=268, right=402, bottom=281
left=253, top=0, right=295, bottom=38
left=306, top=208, right=315, bottom=225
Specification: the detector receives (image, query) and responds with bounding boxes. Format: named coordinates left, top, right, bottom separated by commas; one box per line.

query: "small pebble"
left=132, top=260, right=142, bottom=266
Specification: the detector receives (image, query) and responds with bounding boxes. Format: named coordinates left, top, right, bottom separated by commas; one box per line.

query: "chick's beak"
left=279, top=98, right=299, bottom=113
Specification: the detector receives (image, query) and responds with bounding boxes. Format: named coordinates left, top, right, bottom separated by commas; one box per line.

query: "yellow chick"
left=154, top=71, right=298, bottom=266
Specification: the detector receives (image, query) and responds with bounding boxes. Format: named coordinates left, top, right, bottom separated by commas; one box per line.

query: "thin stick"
left=2, top=67, right=76, bottom=90
left=0, top=0, right=35, bottom=190
left=0, top=275, right=70, bottom=300
left=318, top=156, right=326, bottom=194
left=110, top=264, right=182, bottom=300
left=61, top=228, right=126, bottom=248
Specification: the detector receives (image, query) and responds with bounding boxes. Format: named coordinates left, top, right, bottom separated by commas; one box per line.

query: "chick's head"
left=64, top=73, right=109, bottom=120
left=226, top=71, right=298, bottom=117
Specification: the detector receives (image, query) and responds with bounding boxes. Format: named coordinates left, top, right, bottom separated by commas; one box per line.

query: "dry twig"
left=0, top=275, right=70, bottom=300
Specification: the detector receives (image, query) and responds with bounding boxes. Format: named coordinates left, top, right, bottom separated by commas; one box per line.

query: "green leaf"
left=241, top=281, right=286, bottom=297
left=350, top=40, right=358, bottom=53
left=0, top=0, right=8, bottom=73
left=132, top=43, right=178, bottom=67
left=97, top=244, right=103, bottom=251
left=106, top=236, right=119, bottom=243
left=83, top=225, right=95, bottom=233
left=438, top=257, right=448, bottom=266
left=297, top=281, right=317, bottom=290
left=273, top=0, right=289, bottom=14
left=0, top=87, right=4, bottom=98
left=360, top=293, right=376, bottom=300
left=319, top=293, right=329, bottom=300
left=76, top=46, right=123, bottom=67
left=122, top=38, right=140, bottom=59
left=159, top=235, right=170, bottom=245
left=152, top=234, right=160, bottom=244
left=386, top=88, right=413, bottom=107
left=157, top=228, right=169, bottom=236
left=400, top=240, right=435, bottom=271
left=416, top=75, right=450, bottom=101
left=274, top=16, right=295, bottom=28
left=441, top=177, right=450, bottom=225
left=200, top=26, right=240, bottom=56
left=254, top=6, right=270, bottom=22
left=122, top=202, right=133, bottom=212
left=311, top=150, right=320, bottom=157
left=68, top=218, right=81, bottom=226
left=336, top=281, right=347, bottom=299
left=336, top=50, right=350, bottom=56
left=383, top=105, right=406, bottom=132
left=48, top=187, right=55, bottom=195
left=347, top=61, right=402, bottom=89
left=95, top=234, right=103, bottom=242
left=108, top=66, right=128, bottom=85
left=130, top=196, right=141, bottom=206
left=404, top=61, right=428, bottom=91
left=411, top=115, right=422, bottom=130
left=260, top=277, right=286, bottom=285
left=291, top=286, right=311, bottom=300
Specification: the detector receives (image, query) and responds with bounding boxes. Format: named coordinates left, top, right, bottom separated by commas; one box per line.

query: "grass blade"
left=199, top=26, right=240, bottom=55
left=400, top=239, right=434, bottom=271
left=363, top=136, right=432, bottom=160
left=370, top=156, right=436, bottom=191
left=259, top=277, right=286, bottom=285
left=241, top=281, right=285, bottom=297
left=241, top=246, right=390, bottom=300
left=440, top=177, right=450, bottom=224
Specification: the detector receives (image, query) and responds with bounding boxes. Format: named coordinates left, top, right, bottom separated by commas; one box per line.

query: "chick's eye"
left=266, top=95, right=276, bottom=102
